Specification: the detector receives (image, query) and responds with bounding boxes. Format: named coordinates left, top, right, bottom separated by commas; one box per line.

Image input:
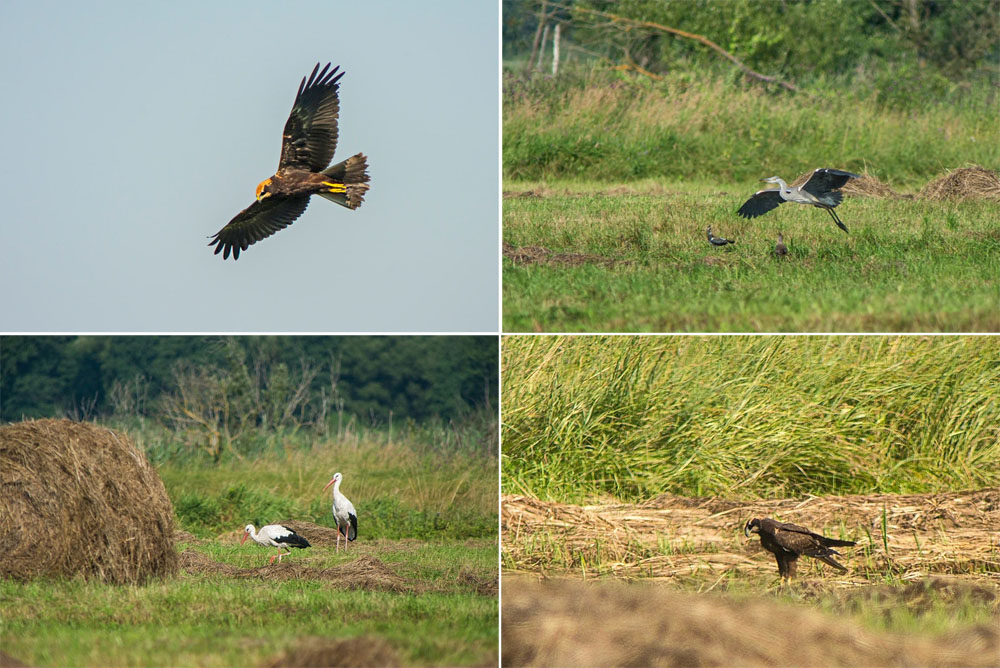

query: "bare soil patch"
left=503, top=242, right=630, bottom=268
left=503, top=489, right=1000, bottom=582
left=503, top=576, right=999, bottom=667
left=263, top=636, right=400, bottom=668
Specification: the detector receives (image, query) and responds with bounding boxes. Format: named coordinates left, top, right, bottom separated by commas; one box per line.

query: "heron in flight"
left=737, top=168, right=860, bottom=233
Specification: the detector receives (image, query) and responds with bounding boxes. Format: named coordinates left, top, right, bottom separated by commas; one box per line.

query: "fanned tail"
left=320, top=152, right=370, bottom=209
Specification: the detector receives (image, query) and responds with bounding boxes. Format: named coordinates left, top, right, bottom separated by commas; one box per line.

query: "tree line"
left=1, top=336, right=498, bottom=426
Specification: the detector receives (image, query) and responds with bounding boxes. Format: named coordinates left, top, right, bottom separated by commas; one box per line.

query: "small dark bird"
left=737, top=168, right=860, bottom=234
left=774, top=233, right=788, bottom=258
left=209, top=63, right=371, bottom=260
left=744, top=518, right=855, bottom=579
left=707, top=226, right=735, bottom=246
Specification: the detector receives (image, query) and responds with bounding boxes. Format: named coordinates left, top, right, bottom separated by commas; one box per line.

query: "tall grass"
left=503, top=68, right=999, bottom=186
left=502, top=336, right=1000, bottom=502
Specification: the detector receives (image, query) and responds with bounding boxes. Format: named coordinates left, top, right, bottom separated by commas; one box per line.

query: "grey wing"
left=737, top=190, right=784, bottom=218
left=801, top=168, right=860, bottom=197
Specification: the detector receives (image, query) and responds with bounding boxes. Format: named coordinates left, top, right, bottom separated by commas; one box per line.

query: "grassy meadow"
left=501, top=335, right=1000, bottom=502
left=502, top=70, right=1000, bottom=332
left=2, top=421, right=498, bottom=667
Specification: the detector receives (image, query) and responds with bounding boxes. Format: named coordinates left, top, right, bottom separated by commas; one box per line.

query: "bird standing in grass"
left=707, top=226, right=735, bottom=246
left=774, top=233, right=788, bottom=259
left=209, top=63, right=371, bottom=260
left=241, top=524, right=311, bottom=564
left=744, top=518, right=855, bottom=580
left=323, top=472, right=358, bottom=551
left=737, top=168, right=860, bottom=233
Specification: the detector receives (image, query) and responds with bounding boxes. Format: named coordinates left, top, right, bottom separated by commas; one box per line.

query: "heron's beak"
left=240, top=532, right=248, bottom=545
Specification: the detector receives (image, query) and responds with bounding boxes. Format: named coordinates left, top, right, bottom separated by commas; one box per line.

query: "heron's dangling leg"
left=825, top=206, right=849, bottom=234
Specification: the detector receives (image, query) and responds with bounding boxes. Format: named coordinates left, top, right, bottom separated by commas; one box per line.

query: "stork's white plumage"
left=241, top=524, right=311, bottom=564
left=322, top=472, right=358, bottom=552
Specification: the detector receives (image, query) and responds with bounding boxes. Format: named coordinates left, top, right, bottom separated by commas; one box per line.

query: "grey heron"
left=707, top=226, right=735, bottom=246
left=774, top=233, right=788, bottom=258
left=737, top=168, right=860, bottom=233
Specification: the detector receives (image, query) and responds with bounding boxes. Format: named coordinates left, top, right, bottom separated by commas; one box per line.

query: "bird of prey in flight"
left=744, top=517, right=855, bottom=579
left=209, top=63, right=370, bottom=260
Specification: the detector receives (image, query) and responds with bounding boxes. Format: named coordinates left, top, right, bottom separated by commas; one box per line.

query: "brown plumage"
left=209, top=63, right=370, bottom=260
left=774, top=233, right=788, bottom=258
left=744, top=518, right=854, bottom=579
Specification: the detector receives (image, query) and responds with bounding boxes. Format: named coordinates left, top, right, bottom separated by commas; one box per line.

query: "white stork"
left=241, top=524, right=311, bottom=564
left=322, top=472, right=358, bottom=551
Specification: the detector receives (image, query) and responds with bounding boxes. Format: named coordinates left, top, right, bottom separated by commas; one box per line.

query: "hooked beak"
left=744, top=523, right=754, bottom=538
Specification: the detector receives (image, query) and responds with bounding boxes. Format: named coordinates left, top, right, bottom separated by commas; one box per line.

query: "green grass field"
left=503, top=182, right=1000, bottom=332
left=2, top=429, right=498, bottom=667
left=503, top=69, right=1000, bottom=333
left=501, top=335, right=1000, bottom=502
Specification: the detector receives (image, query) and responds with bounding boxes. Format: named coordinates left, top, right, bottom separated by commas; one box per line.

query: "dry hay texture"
left=0, top=418, right=177, bottom=584
left=179, top=550, right=415, bottom=593
left=920, top=165, right=1000, bottom=201
left=503, top=489, right=1000, bottom=582
left=503, top=576, right=999, bottom=668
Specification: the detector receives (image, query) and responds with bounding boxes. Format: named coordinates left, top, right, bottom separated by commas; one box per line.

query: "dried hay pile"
left=0, top=418, right=177, bottom=584
left=503, top=576, right=999, bottom=667
left=919, top=166, right=1000, bottom=201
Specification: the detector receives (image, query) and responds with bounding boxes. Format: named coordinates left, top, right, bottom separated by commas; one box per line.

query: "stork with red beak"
left=322, top=472, right=358, bottom=551
left=241, top=524, right=311, bottom=564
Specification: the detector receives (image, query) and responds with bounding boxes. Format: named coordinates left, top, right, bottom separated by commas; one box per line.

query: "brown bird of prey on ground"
left=744, top=518, right=855, bottom=579
left=209, top=63, right=370, bottom=260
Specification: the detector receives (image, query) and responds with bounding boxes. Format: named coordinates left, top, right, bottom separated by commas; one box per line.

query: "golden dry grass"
left=0, top=418, right=177, bottom=584
left=502, top=490, right=1000, bottom=583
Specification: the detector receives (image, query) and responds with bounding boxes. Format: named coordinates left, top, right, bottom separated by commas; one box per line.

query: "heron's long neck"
left=774, top=178, right=790, bottom=193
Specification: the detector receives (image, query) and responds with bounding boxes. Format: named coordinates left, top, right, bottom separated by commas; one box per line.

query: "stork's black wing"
left=278, top=63, right=344, bottom=172
left=800, top=168, right=860, bottom=199
left=209, top=196, right=310, bottom=260
left=274, top=527, right=311, bottom=549
left=737, top=189, right=784, bottom=219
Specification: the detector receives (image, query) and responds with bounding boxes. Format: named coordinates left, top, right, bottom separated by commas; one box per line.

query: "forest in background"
left=1, top=336, right=498, bottom=463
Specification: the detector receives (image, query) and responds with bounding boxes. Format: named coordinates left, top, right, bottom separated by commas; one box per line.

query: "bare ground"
left=503, top=489, right=1000, bottom=582
left=503, top=576, right=999, bottom=668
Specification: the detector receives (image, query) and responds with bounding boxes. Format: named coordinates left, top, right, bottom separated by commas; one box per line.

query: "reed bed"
left=502, top=336, right=1000, bottom=501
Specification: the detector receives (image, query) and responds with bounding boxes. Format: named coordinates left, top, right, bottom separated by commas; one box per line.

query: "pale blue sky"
left=0, top=1, right=498, bottom=332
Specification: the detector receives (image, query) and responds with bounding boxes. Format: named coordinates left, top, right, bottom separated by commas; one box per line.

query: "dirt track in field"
left=503, top=576, right=999, bottom=668
left=503, top=489, right=1000, bottom=582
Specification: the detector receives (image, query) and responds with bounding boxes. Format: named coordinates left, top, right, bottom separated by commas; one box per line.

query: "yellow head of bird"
left=255, top=178, right=273, bottom=202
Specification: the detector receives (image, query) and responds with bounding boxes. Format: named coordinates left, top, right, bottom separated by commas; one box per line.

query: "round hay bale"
left=919, top=166, right=1000, bottom=201
left=0, top=418, right=178, bottom=584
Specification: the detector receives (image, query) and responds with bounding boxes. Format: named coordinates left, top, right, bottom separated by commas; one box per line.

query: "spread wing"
left=801, top=168, right=860, bottom=198
left=737, top=189, right=783, bottom=218
left=209, top=196, right=310, bottom=260
left=278, top=63, right=344, bottom=172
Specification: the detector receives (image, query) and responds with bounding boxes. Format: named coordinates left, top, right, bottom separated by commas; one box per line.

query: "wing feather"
left=209, top=196, right=310, bottom=260
left=737, top=189, right=784, bottom=218
left=278, top=63, right=344, bottom=172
